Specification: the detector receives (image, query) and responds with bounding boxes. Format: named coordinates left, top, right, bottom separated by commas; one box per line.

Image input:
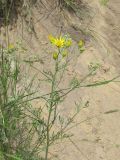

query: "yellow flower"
left=78, top=40, right=85, bottom=48
left=53, top=52, right=58, bottom=60
left=8, top=44, right=14, bottom=50
left=62, top=50, right=68, bottom=57
left=64, top=39, right=72, bottom=47
left=48, top=35, right=65, bottom=48
left=54, top=36, right=65, bottom=48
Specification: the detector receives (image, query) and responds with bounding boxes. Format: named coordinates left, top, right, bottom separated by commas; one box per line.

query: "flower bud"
left=62, top=51, right=68, bottom=57
left=53, top=52, right=58, bottom=60
left=78, top=40, right=84, bottom=48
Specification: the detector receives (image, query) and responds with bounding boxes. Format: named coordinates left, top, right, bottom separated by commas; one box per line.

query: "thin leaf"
left=104, top=109, right=119, bottom=114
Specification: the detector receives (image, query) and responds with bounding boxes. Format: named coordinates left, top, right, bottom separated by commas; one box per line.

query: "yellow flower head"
left=78, top=40, right=85, bottom=53
left=53, top=52, right=58, bottom=60
left=78, top=40, right=85, bottom=48
left=8, top=44, right=14, bottom=50
left=48, top=35, right=65, bottom=48
left=54, top=36, right=65, bottom=48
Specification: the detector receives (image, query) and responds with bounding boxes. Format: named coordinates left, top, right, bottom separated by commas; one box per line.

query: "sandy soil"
left=0, top=0, right=120, bottom=159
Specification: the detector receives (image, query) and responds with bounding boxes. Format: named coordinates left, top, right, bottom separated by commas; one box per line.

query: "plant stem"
left=45, top=60, right=58, bottom=160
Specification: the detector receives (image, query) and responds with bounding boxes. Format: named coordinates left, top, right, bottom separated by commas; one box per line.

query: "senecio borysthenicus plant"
left=43, top=34, right=85, bottom=160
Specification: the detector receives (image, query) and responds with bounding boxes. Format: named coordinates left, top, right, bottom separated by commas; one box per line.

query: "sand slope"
left=0, top=0, right=120, bottom=159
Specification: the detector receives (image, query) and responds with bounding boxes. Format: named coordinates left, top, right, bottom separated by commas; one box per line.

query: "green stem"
left=45, top=59, right=58, bottom=160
